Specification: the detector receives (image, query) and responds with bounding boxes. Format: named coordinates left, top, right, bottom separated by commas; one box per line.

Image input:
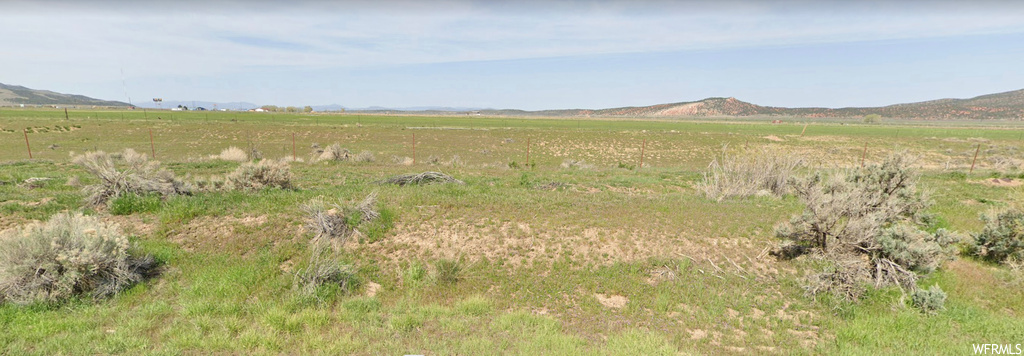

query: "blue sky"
left=2, top=0, right=1023, bottom=110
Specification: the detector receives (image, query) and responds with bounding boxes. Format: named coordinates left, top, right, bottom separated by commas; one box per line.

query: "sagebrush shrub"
left=698, top=148, right=803, bottom=201
left=225, top=159, right=293, bottom=190
left=73, top=149, right=192, bottom=206
left=353, top=150, right=375, bottom=163
left=776, top=152, right=959, bottom=301
left=911, top=284, right=947, bottom=314
left=971, top=209, right=1024, bottom=263
left=0, top=212, right=156, bottom=304
left=318, top=144, right=350, bottom=162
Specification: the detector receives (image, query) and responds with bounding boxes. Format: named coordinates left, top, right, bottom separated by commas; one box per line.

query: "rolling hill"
left=479, top=89, right=1024, bottom=120
left=0, top=83, right=129, bottom=107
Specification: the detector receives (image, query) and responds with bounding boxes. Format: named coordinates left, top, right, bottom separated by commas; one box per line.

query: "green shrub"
left=911, top=284, right=947, bottom=314
left=0, top=212, right=157, bottom=304
left=971, top=209, right=1024, bottom=263
left=109, top=193, right=162, bottom=215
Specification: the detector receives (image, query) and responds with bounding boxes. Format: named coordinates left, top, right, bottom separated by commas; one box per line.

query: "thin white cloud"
left=2, top=0, right=1023, bottom=104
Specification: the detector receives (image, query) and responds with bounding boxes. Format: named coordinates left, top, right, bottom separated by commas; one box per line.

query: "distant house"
left=254, top=108, right=266, bottom=112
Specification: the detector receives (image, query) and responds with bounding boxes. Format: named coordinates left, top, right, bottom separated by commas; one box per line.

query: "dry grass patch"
left=210, top=146, right=249, bottom=162
left=697, top=147, right=802, bottom=201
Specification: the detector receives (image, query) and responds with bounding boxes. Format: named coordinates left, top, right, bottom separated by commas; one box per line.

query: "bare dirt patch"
left=763, top=135, right=785, bottom=142
left=594, top=293, right=628, bottom=309
left=105, top=214, right=156, bottom=237
left=687, top=328, right=708, bottom=340
left=364, top=281, right=382, bottom=297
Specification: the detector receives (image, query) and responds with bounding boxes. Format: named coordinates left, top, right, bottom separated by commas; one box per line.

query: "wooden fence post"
left=639, top=139, right=646, bottom=169
left=860, top=142, right=867, bottom=167
left=526, top=138, right=531, bottom=168
left=969, top=143, right=981, bottom=174
left=292, top=133, right=297, bottom=161
left=412, top=133, right=416, bottom=165
left=23, top=129, right=32, bottom=159
left=149, top=128, right=156, bottom=158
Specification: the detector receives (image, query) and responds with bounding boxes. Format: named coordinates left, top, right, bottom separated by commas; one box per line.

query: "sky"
left=2, top=0, right=1024, bottom=110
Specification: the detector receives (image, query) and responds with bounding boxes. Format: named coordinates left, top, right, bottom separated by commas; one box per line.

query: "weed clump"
left=970, top=209, right=1024, bottom=264
left=378, top=172, right=464, bottom=186
left=0, top=212, right=157, bottom=305
left=73, top=149, right=192, bottom=206
left=775, top=152, right=959, bottom=302
left=698, top=147, right=802, bottom=201
left=293, top=253, right=360, bottom=298
left=225, top=159, right=293, bottom=190
left=435, top=258, right=463, bottom=285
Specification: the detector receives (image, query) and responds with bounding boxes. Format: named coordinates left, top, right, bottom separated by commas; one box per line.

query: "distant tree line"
left=260, top=105, right=314, bottom=113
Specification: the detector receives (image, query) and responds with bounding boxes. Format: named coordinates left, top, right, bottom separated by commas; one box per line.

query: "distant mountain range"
left=0, top=83, right=129, bottom=107
left=478, top=89, right=1024, bottom=120
left=2, top=82, right=1022, bottom=120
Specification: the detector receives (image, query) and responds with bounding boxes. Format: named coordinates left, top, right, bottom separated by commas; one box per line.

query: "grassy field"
left=1, top=108, right=1023, bottom=354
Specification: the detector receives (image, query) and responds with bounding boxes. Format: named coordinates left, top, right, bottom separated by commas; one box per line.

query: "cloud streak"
left=2, top=0, right=1023, bottom=108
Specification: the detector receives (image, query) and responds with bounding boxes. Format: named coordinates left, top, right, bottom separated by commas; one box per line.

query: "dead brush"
left=697, top=147, right=803, bottom=201
left=0, top=212, right=158, bottom=304
left=302, top=192, right=380, bottom=249
left=295, top=193, right=381, bottom=298
left=377, top=172, right=464, bottom=186
left=73, top=149, right=192, bottom=206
